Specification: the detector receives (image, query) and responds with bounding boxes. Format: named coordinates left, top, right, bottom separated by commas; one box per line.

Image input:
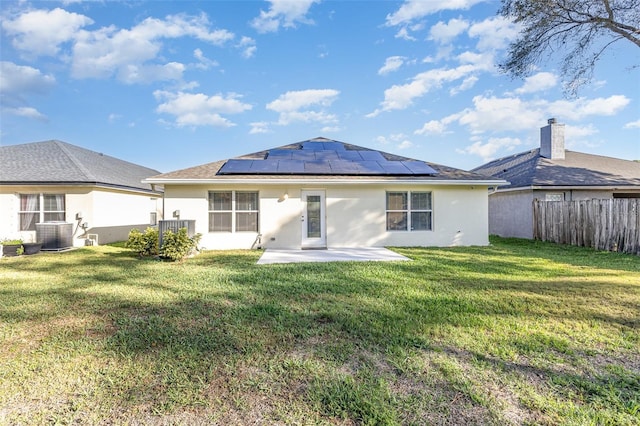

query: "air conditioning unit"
left=158, top=220, right=196, bottom=247
left=36, top=222, right=73, bottom=251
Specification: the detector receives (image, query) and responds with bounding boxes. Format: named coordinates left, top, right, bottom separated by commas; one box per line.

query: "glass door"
left=301, top=190, right=326, bottom=248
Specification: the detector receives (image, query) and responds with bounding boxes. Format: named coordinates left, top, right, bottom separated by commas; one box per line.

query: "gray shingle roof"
left=472, top=148, right=640, bottom=189
left=0, top=140, right=162, bottom=193
left=148, top=137, right=499, bottom=182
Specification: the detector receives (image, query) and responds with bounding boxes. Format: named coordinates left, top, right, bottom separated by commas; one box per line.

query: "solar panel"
left=355, top=161, right=385, bottom=174
left=277, top=160, right=305, bottom=173
left=401, top=161, right=438, bottom=175
left=219, top=159, right=253, bottom=173
left=330, top=160, right=360, bottom=173
left=314, top=150, right=339, bottom=161
left=267, top=150, right=293, bottom=159
left=358, top=151, right=386, bottom=162
left=304, top=160, right=332, bottom=173
left=218, top=141, right=440, bottom=176
left=337, top=151, right=363, bottom=161
left=290, top=151, right=317, bottom=160
left=379, top=161, right=411, bottom=174
left=301, top=142, right=325, bottom=150
left=322, top=142, right=346, bottom=151
left=250, top=160, right=279, bottom=172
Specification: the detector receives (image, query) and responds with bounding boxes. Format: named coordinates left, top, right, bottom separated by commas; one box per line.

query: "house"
left=472, top=119, right=640, bottom=239
left=143, top=137, right=506, bottom=250
left=0, top=140, right=163, bottom=247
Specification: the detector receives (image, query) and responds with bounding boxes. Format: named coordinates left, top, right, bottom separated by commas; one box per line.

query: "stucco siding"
left=164, top=183, right=490, bottom=250
left=0, top=185, right=161, bottom=246
left=488, top=191, right=534, bottom=239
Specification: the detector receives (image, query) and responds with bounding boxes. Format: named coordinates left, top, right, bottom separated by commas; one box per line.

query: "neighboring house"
left=473, top=119, right=640, bottom=239
left=0, top=140, right=163, bottom=247
left=144, top=137, right=506, bottom=250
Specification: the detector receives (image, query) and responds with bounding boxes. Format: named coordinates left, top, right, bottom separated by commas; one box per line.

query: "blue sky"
left=1, top=0, right=639, bottom=173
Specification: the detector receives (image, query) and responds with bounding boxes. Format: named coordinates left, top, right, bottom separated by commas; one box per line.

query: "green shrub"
left=159, top=228, right=201, bottom=262
left=125, top=227, right=159, bottom=257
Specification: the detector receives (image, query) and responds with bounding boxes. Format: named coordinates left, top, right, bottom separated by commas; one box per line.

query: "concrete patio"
left=257, top=247, right=410, bottom=264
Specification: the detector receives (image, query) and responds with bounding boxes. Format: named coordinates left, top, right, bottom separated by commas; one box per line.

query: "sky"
left=1, top=0, right=639, bottom=174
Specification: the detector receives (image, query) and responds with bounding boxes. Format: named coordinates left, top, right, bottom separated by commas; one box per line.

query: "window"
left=150, top=212, right=158, bottom=226
left=545, top=193, right=564, bottom=201
left=19, top=194, right=65, bottom=231
left=386, top=191, right=432, bottom=231
left=208, top=191, right=259, bottom=232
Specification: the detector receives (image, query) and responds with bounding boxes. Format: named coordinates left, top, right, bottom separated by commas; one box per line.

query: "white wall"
left=0, top=185, right=162, bottom=247
left=164, top=183, right=491, bottom=249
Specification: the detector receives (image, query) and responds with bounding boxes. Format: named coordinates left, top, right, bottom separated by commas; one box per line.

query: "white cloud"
left=267, top=89, right=339, bottom=112
left=624, top=119, right=640, bottom=129
left=548, top=95, right=630, bottom=121
left=450, top=75, right=478, bottom=95
left=468, top=16, right=520, bottom=51
left=193, top=49, right=219, bottom=70
left=415, top=120, right=447, bottom=135
left=394, top=27, right=417, bottom=41
left=238, top=37, right=257, bottom=58
left=436, top=94, right=630, bottom=136
left=457, top=137, right=522, bottom=161
left=3, top=106, right=48, bottom=121
left=368, top=64, right=481, bottom=116
left=385, top=0, right=484, bottom=26
left=456, top=95, right=546, bottom=133
left=514, top=72, right=558, bottom=94
left=153, top=90, right=252, bottom=127
left=2, top=8, right=93, bottom=56
left=429, top=18, right=469, bottom=44
left=0, top=62, right=54, bottom=121
left=249, top=121, right=271, bottom=134
left=0, top=61, right=55, bottom=96
left=397, top=140, right=414, bottom=149
left=378, top=56, right=406, bottom=75
left=71, top=14, right=234, bottom=83
left=250, top=0, right=320, bottom=33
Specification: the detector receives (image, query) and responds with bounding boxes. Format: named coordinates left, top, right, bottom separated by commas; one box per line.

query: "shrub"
left=159, top=228, right=202, bottom=262
left=125, top=227, right=159, bottom=257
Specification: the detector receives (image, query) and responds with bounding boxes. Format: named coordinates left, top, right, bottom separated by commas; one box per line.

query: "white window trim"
left=18, top=193, right=66, bottom=231
left=386, top=191, right=433, bottom=232
left=208, top=190, right=259, bottom=233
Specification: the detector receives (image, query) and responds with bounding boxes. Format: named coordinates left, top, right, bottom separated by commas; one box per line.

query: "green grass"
left=1, top=237, right=638, bottom=425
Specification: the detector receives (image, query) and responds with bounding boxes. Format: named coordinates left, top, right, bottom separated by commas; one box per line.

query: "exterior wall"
left=0, top=185, right=162, bottom=247
left=488, top=191, right=535, bottom=239
left=488, top=188, right=627, bottom=239
left=164, top=183, right=491, bottom=250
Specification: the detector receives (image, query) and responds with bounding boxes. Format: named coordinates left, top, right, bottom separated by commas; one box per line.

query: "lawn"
left=0, top=237, right=638, bottom=425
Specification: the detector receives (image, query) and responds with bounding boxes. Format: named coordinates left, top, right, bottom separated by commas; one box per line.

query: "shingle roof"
left=0, top=140, right=162, bottom=193
left=472, top=148, right=640, bottom=189
left=148, top=137, right=499, bottom=183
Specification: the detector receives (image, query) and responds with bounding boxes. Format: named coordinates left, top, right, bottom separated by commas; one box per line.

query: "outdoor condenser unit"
left=36, top=222, right=73, bottom=251
left=158, top=220, right=196, bottom=247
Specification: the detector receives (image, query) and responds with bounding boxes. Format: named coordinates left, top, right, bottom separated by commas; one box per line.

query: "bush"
left=159, top=228, right=202, bottom=262
left=125, top=227, right=159, bottom=257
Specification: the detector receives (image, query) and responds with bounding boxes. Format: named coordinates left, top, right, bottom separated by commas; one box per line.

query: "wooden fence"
left=533, top=198, right=640, bottom=255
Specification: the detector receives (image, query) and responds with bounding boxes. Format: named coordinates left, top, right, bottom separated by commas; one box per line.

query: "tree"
left=499, top=0, right=640, bottom=94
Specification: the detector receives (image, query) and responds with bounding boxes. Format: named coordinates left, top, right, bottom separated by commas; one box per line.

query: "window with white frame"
left=208, top=191, right=259, bottom=232
left=19, top=194, right=65, bottom=231
left=386, top=191, right=432, bottom=231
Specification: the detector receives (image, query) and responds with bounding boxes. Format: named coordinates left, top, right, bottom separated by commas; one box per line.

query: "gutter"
left=142, top=178, right=508, bottom=186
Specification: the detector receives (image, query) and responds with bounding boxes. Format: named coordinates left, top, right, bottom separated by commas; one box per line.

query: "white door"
left=301, top=190, right=326, bottom=248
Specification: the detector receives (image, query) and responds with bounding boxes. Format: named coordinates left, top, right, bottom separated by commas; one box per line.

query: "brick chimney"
left=540, top=118, right=565, bottom=159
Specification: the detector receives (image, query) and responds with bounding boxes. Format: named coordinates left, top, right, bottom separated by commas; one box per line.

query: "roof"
left=472, top=148, right=640, bottom=190
left=146, top=137, right=504, bottom=185
left=0, top=140, right=162, bottom=193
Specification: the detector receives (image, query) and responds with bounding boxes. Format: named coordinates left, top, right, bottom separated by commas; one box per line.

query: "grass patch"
left=1, top=237, right=638, bottom=425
